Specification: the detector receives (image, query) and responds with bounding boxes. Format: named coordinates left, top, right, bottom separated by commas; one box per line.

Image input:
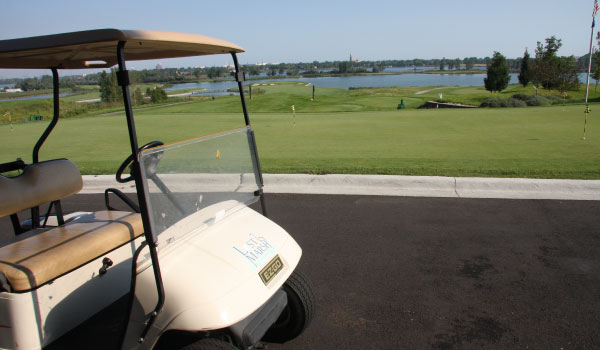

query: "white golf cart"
left=0, top=29, right=314, bottom=349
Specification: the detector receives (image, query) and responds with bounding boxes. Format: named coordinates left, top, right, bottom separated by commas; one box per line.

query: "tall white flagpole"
left=584, top=0, right=599, bottom=139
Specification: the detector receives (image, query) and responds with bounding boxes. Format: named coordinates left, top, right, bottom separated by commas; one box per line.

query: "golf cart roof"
left=0, top=29, right=245, bottom=69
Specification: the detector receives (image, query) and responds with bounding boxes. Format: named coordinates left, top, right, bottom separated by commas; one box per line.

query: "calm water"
left=167, top=72, right=593, bottom=95
left=1, top=72, right=593, bottom=101
left=166, top=73, right=519, bottom=94
left=0, top=92, right=72, bottom=101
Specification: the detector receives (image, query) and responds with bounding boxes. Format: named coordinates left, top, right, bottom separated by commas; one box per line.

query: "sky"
left=0, top=0, right=596, bottom=78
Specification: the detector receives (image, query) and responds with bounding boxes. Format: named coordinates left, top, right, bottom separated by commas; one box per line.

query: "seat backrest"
left=0, top=159, right=83, bottom=218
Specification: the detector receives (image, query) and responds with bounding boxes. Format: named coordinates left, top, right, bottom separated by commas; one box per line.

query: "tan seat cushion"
left=0, top=211, right=143, bottom=292
left=0, top=159, right=83, bottom=218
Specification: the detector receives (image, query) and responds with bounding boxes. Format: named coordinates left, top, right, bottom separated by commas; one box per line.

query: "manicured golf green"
left=2, top=102, right=598, bottom=179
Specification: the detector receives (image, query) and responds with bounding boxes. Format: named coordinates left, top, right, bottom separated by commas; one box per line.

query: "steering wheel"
left=116, top=141, right=164, bottom=183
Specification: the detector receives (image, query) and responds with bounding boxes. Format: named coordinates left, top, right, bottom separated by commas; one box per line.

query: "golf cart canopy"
left=0, top=29, right=245, bottom=69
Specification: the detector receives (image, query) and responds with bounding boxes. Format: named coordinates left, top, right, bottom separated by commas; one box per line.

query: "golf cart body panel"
left=0, top=29, right=309, bottom=350
left=0, top=233, right=145, bottom=349
left=123, top=205, right=300, bottom=348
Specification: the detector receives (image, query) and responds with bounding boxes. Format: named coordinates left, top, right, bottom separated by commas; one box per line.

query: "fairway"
left=2, top=102, right=599, bottom=179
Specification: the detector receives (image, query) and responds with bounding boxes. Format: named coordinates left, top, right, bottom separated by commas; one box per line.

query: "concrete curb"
left=81, top=174, right=600, bottom=201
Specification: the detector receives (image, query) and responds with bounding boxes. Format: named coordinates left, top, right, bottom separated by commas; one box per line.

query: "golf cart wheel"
left=180, top=338, right=238, bottom=350
left=262, top=270, right=315, bottom=343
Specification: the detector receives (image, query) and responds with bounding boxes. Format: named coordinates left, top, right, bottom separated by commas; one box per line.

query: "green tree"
left=132, top=87, right=144, bottom=105
left=484, top=52, right=510, bottom=93
left=286, top=68, right=300, bottom=76
left=556, top=56, right=580, bottom=94
left=532, top=36, right=562, bottom=90
left=518, top=49, right=531, bottom=87
left=592, top=50, right=600, bottom=91
left=439, top=57, right=446, bottom=71
left=99, top=69, right=121, bottom=103
left=146, top=86, right=167, bottom=103
left=463, top=57, right=476, bottom=70
left=337, top=61, right=350, bottom=74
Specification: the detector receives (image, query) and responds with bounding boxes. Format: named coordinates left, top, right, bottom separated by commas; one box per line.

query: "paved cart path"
left=1, top=194, right=599, bottom=349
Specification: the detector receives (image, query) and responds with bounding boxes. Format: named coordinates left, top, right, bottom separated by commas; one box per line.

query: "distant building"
left=156, top=63, right=163, bottom=70
left=4, top=88, right=23, bottom=93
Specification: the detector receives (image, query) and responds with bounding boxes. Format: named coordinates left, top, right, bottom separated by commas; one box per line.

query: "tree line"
left=98, top=69, right=168, bottom=104
left=3, top=49, right=595, bottom=91
left=485, top=36, right=580, bottom=95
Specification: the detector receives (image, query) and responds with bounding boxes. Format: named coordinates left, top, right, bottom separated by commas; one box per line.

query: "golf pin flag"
left=291, top=105, right=296, bottom=127
left=594, top=0, right=599, bottom=27
left=216, top=149, right=221, bottom=159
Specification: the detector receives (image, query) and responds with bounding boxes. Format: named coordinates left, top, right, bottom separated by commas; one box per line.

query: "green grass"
left=2, top=101, right=599, bottom=179
left=152, top=82, right=600, bottom=114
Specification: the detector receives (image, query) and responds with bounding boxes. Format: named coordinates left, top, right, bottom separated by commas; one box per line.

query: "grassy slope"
left=167, top=82, right=600, bottom=113
left=2, top=100, right=598, bottom=178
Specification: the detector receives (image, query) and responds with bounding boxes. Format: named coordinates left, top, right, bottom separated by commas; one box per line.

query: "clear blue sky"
left=0, top=0, right=596, bottom=78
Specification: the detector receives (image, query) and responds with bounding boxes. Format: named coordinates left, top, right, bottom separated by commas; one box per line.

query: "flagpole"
left=584, top=1, right=599, bottom=139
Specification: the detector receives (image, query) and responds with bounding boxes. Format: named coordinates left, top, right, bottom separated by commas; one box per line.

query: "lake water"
left=1, top=72, right=592, bottom=101
left=166, top=73, right=520, bottom=95
left=166, top=72, right=593, bottom=96
left=0, top=92, right=72, bottom=101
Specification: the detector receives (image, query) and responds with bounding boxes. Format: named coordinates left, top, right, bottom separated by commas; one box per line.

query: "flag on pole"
left=584, top=0, right=599, bottom=139
left=594, top=0, right=599, bottom=27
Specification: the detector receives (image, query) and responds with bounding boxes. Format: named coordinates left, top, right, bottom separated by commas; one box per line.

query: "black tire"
left=262, top=270, right=315, bottom=343
left=179, top=338, right=238, bottom=350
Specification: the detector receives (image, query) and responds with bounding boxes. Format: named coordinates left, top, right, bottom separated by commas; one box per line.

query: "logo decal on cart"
left=259, top=255, right=284, bottom=285
left=233, top=233, right=275, bottom=269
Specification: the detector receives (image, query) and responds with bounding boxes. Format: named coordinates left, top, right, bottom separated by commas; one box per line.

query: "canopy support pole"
left=231, top=52, right=268, bottom=217
left=116, top=41, right=165, bottom=345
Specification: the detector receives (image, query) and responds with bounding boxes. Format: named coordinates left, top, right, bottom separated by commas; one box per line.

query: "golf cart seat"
left=0, top=158, right=145, bottom=292
left=0, top=210, right=143, bottom=292
left=0, top=158, right=83, bottom=219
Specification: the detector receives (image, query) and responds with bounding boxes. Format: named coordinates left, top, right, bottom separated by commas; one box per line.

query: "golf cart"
left=0, top=29, right=314, bottom=349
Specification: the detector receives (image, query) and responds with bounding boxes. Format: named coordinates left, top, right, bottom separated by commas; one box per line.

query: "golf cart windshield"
left=139, top=126, right=262, bottom=239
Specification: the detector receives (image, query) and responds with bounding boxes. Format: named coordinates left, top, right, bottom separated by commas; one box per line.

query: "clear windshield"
left=139, top=126, right=261, bottom=239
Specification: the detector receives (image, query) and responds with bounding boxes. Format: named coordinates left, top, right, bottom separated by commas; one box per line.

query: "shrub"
left=510, top=94, right=559, bottom=106
left=511, top=94, right=529, bottom=101
left=480, top=97, right=526, bottom=108
left=509, top=98, right=527, bottom=107
left=545, top=95, right=563, bottom=104
left=523, top=96, right=552, bottom=106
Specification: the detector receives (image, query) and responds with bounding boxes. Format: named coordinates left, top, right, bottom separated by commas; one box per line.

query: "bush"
left=511, top=94, right=529, bottom=100
left=480, top=97, right=526, bottom=108
left=146, top=86, right=167, bottom=103
left=545, top=95, right=563, bottom=104
left=510, top=94, right=556, bottom=106
left=524, top=96, right=552, bottom=106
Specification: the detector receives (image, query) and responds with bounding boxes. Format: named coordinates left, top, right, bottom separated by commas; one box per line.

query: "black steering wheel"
left=116, top=141, right=164, bottom=183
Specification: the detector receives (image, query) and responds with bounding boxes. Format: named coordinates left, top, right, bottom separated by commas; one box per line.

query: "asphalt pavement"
left=2, top=192, right=599, bottom=349
left=263, top=194, right=600, bottom=350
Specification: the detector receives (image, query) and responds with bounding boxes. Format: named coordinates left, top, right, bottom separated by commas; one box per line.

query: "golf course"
left=1, top=82, right=599, bottom=179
